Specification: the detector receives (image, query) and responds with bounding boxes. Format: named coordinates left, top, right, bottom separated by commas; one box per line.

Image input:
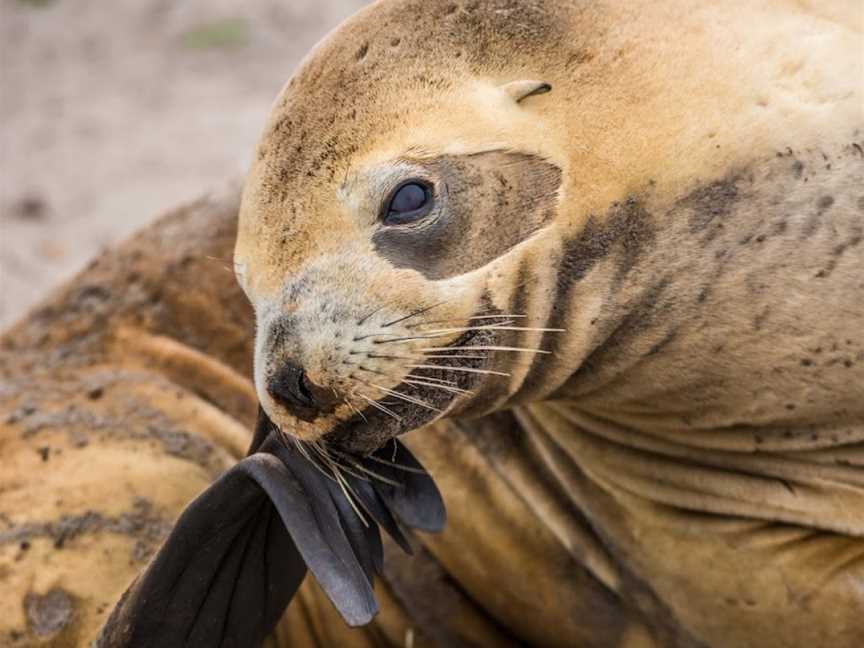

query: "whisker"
left=332, top=468, right=370, bottom=526
left=406, top=364, right=511, bottom=377
left=381, top=301, right=446, bottom=328
left=422, top=354, right=488, bottom=360
left=407, top=314, right=526, bottom=329
left=330, top=450, right=404, bottom=486
left=356, top=378, right=442, bottom=413
left=407, top=319, right=518, bottom=332
left=422, top=345, right=550, bottom=354
left=421, top=325, right=565, bottom=334
left=357, top=305, right=387, bottom=326
left=355, top=365, right=389, bottom=377
left=314, top=447, right=371, bottom=484
left=358, top=394, right=403, bottom=422
left=371, top=334, right=447, bottom=345
left=290, top=436, right=315, bottom=463
left=342, top=398, right=368, bottom=423
left=344, top=461, right=402, bottom=487
left=365, top=454, right=427, bottom=474
left=404, top=378, right=474, bottom=396
left=371, top=324, right=561, bottom=346
left=293, top=439, right=339, bottom=483
left=308, top=442, right=383, bottom=508
left=365, top=352, right=415, bottom=360
left=404, top=375, right=458, bottom=386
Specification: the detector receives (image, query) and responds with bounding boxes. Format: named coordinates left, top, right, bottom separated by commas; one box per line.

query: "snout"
left=248, top=255, right=480, bottom=448
left=267, top=361, right=341, bottom=420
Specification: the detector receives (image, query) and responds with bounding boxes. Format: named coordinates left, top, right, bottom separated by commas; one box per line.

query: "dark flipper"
left=95, top=454, right=306, bottom=647
left=97, top=409, right=446, bottom=646
left=363, top=441, right=447, bottom=532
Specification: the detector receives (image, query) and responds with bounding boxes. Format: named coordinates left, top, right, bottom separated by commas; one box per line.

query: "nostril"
left=268, top=362, right=315, bottom=410
left=297, top=371, right=314, bottom=404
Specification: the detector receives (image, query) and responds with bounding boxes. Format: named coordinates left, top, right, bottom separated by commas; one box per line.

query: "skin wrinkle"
left=233, top=1, right=863, bottom=644
left=1, top=1, right=861, bottom=646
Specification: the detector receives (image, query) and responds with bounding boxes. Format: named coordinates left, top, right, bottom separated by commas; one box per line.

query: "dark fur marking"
left=325, top=328, right=496, bottom=453
left=686, top=179, right=739, bottom=238
left=791, top=159, right=804, bottom=178
left=817, top=195, right=834, bottom=210
left=813, top=224, right=863, bottom=279
left=373, top=150, right=561, bottom=280
left=607, top=198, right=657, bottom=285
left=771, top=219, right=787, bottom=236
left=464, top=262, right=534, bottom=416
left=646, top=328, right=678, bottom=356
left=800, top=193, right=836, bottom=239
left=16, top=403, right=222, bottom=475
left=571, top=278, right=672, bottom=383
left=0, top=498, right=170, bottom=562
left=518, top=197, right=656, bottom=398
left=257, top=0, right=570, bottom=208
left=510, top=258, right=533, bottom=325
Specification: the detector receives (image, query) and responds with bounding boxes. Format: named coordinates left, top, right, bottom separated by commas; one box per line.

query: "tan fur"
left=235, top=0, right=864, bottom=646
left=236, top=0, right=862, bottom=444
left=0, top=189, right=252, bottom=645
left=0, top=190, right=431, bottom=647
left=0, top=1, right=861, bottom=646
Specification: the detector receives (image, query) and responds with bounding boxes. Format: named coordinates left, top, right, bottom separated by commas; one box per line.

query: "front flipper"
left=95, top=453, right=306, bottom=647
left=97, top=411, right=446, bottom=647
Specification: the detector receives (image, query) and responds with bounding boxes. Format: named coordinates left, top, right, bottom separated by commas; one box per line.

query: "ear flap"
left=500, top=79, right=552, bottom=104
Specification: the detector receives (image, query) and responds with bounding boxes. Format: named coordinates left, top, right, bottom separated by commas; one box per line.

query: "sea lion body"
left=236, top=0, right=864, bottom=646
left=0, top=0, right=862, bottom=646
left=0, top=192, right=256, bottom=645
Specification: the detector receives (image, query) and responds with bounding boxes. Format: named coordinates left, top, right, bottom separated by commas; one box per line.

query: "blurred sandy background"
left=0, top=0, right=369, bottom=328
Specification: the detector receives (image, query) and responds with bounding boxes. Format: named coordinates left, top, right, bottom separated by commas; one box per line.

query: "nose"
left=267, top=362, right=336, bottom=415
left=268, top=362, right=315, bottom=410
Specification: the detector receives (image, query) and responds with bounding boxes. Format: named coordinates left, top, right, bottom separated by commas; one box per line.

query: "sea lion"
left=232, top=0, right=864, bottom=646
left=0, top=188, right=441, bottom=648
left=1, top=0, right=861, bottom=646
left=0, top=189, right=258, bottom=646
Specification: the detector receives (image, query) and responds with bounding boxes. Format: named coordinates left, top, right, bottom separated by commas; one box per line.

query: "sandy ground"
left=0, top=0, right=369, bottom=329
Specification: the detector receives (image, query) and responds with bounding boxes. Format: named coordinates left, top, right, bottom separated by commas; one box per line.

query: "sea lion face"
left=235, top=2, right=565, bottom=452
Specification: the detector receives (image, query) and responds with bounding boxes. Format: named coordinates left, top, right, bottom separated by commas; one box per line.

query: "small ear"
left=500, top=79, right=552, bottom=104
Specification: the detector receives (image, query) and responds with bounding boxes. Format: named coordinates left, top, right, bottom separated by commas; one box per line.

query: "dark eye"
left=383, top=180, right=433, bottom=225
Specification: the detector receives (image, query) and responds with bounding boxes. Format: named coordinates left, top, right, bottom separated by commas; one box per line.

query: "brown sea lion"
left=1, top=0, right=862, bottom=646
left=0, top=188, right=258, bottom=646
left=234, top=0, right=864, bottom=646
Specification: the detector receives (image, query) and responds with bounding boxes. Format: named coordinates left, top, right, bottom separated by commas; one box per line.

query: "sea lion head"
left=236, top=0, right=574, bottom=453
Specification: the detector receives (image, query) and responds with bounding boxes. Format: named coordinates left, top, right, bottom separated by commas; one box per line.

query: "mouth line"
left=323, top=326, right=496, bottom=453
